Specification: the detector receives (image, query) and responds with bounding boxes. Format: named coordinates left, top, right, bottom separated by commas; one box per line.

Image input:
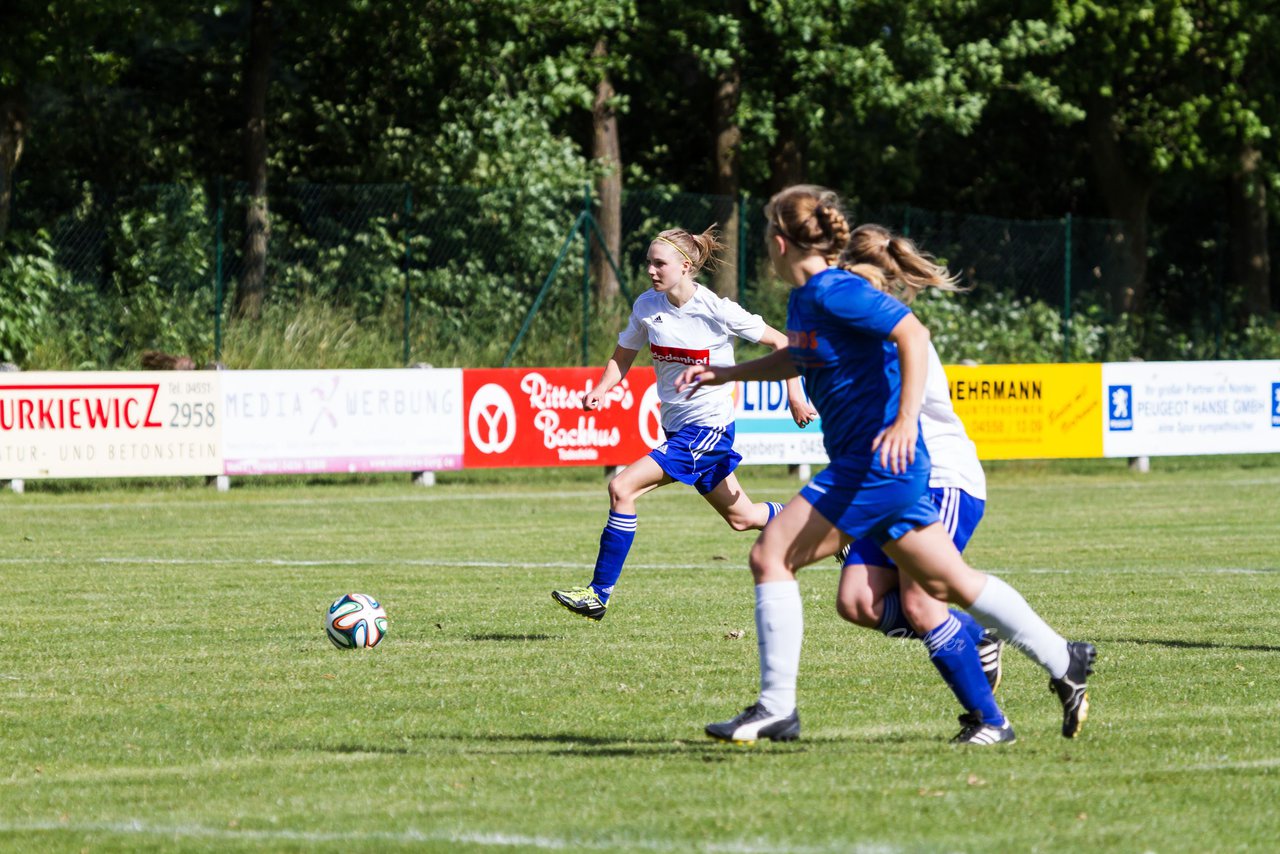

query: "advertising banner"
left=0, top=371, right=222, bottom=478
left=944, top=363, right=1103, bottom=460
left=733, top=380, right=828, bottom=465
left=463, top=367, right=660, bottom=467
left=1101, top=360, right=1280, bottom=457
left=220, top=369, right=463, bottom=475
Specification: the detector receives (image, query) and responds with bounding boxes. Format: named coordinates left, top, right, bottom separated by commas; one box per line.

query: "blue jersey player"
left=677, top=185, right=1096, bottom=745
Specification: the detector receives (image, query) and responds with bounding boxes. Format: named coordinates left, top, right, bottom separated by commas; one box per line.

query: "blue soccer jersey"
left=786, top=267, right=921, bottom=462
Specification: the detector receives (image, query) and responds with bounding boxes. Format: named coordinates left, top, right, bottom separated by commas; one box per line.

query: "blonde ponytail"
left=838, top=224, right=964, bottom=304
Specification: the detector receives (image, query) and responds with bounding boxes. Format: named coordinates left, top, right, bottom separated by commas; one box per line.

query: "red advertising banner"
left=463, top=367, right=661, bottom=467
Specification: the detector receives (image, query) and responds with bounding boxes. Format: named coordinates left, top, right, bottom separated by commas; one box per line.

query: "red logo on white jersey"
left=651, top=345, right=710, bottom=366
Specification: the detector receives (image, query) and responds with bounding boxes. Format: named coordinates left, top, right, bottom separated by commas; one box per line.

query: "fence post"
left=402, top=183, right=413, bottom=366
left=738, top=192, right=749, bottom=310
left=214, top=177, right=225, bottom=362
left=505, top=210, right=588, bottom=366
left=902, top=206, right=911, bottom=238
left=1063, top=213, right=1072, bottom=362
left=582, top=184, right=592, bottom=366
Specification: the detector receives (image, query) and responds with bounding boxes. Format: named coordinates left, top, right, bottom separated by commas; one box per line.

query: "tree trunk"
left=1229, top=143, right=1271, bottom=317
left=0, top=91, right=26, bottom=238
left=236, top=0, right=272, bottom=321
left=590, top=38, right=622, bottom=303
left=1085, top=99, right=1151, bottom=315
left=712, top=61, right=741, bottom=300
left=768, top=124, right=804, bottom=195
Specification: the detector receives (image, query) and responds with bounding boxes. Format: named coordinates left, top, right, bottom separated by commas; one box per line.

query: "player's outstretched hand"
left=790, top=397, right=818, bottom=428
left=870, top=417, right=917, bottom=474
left=676, top=365, right=721, bottom=398
left=582, top=386, right=606, bottom=411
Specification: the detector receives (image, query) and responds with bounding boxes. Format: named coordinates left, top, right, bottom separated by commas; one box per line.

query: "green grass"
left=3, top=458, right=1279, bottom=852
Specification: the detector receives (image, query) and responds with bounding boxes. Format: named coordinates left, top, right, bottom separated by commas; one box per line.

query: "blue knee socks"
left=922, top=614, right=1005, bottom=725
left=589, top=512, right=636, bottom=604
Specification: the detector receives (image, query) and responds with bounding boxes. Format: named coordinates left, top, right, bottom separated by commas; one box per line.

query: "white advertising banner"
left=732, top=380, right=829, bottom=465
left=0, top=371, right=222, bottom=478
left=1101, top=360, right=1280, bottom=457
left=220, top=369, right=464, bottom=475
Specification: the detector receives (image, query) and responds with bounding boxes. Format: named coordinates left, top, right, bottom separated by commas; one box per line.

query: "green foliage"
left=20, top=184, right=215, bottom=369
left=27, top=276, right=214, bottom=370
left=4, top=1, right=1276, bottom=367
left=0, top=232, right=59, bottom=364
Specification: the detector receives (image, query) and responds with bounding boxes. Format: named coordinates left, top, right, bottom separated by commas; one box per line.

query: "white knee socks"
left=756, top=580, right=803, bottom=715
left=967, top=574, right=1070, bottom=679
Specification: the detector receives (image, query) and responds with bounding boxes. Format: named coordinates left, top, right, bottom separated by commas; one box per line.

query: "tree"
left=1200, top=4, right=1278, bottom=317
left=590, top=36, right=624, bottom=302
left=235, top=0, right=273, bottom=320
left=0, top=1, right=146, bottom=236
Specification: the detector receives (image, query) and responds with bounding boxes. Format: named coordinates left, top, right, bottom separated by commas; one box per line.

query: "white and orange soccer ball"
left=325, top=593, right=388, bottom=649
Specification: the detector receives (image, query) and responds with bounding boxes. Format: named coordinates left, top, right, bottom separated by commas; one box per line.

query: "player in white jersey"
left=834, top=341, right=1004, bottom=684
left=831, top=223, right=1093, bottom=742
left=551, top=225, right=816, bottom=621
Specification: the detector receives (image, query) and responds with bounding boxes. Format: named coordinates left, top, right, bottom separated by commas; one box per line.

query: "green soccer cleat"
left=551, top=586, right=607, bottom=621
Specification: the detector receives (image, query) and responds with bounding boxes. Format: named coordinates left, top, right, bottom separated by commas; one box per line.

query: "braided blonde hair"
left=763, top=184, right=852, bottom=265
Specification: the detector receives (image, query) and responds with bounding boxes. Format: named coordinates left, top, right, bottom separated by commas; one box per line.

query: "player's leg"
left=884, top=524, right=1096, bottom=738
left=834, top=558, right=899, bottom=630
left=550, top=455, right=671, bottom=620
left=894, top=572, right=1012, bottom=742
left=701, top=471, right=783, bottom=531
left=834, top=555, right=1009, bottom=742
left=926, top=487, right=993, bottom=655
left=836, top=513, right=1002, bottom=691
left=705, top=496, right=841, bottom=744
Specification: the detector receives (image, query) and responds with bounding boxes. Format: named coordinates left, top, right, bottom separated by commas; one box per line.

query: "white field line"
left=0, top=556, right=1276, bottom=576
left=3, top=471, right=1278, bottom=512
left=5, top=755, right=1280, bottom=847
left=0, top=490, right=607, bottom=512
left=0, top=819, right=901, bottom=853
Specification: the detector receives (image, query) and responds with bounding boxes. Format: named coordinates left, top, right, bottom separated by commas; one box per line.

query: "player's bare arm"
left=676, top=348, right=797, bottom=397
left=757, top=327, right=817, bottom=427
left=584, top=345, right=639, bottom=411
left=871, top=313, right=929, bottom=473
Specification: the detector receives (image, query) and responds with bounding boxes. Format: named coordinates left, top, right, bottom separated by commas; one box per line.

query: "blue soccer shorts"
left=799, top=455, right=938, bottom=546
left=841, top=485, right=986, bottom=568
left=649, top=423, right=741, bottom=495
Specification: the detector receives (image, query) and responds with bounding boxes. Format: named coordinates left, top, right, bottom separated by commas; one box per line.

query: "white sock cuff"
left=755, top=579, right=800, bottom=604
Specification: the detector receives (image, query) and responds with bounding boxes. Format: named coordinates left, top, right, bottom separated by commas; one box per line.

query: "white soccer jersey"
left=920, top=342, right=987, bottom=499
left=618, top=285, right=767, bottom=433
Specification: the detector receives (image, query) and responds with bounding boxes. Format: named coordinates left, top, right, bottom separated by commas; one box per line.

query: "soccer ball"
left=325, top=593, right=388, bottom=649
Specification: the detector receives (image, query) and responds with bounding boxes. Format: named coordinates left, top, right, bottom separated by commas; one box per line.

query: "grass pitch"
left=2, top=457, right=1279, bottom=852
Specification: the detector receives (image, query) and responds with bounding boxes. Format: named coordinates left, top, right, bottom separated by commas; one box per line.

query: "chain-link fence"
left=5, top=181, right=1255, bottom=370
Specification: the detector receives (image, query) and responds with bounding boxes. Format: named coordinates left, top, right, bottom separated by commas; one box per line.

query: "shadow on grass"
left=464, top=633, right=561, bottom=642
left=307, top=732, right=818, bottom=759
left=1107, top=637, right=1280, bottom=654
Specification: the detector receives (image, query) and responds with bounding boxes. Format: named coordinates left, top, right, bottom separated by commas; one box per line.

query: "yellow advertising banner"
left=944, top=363, right=1103, bottom=460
